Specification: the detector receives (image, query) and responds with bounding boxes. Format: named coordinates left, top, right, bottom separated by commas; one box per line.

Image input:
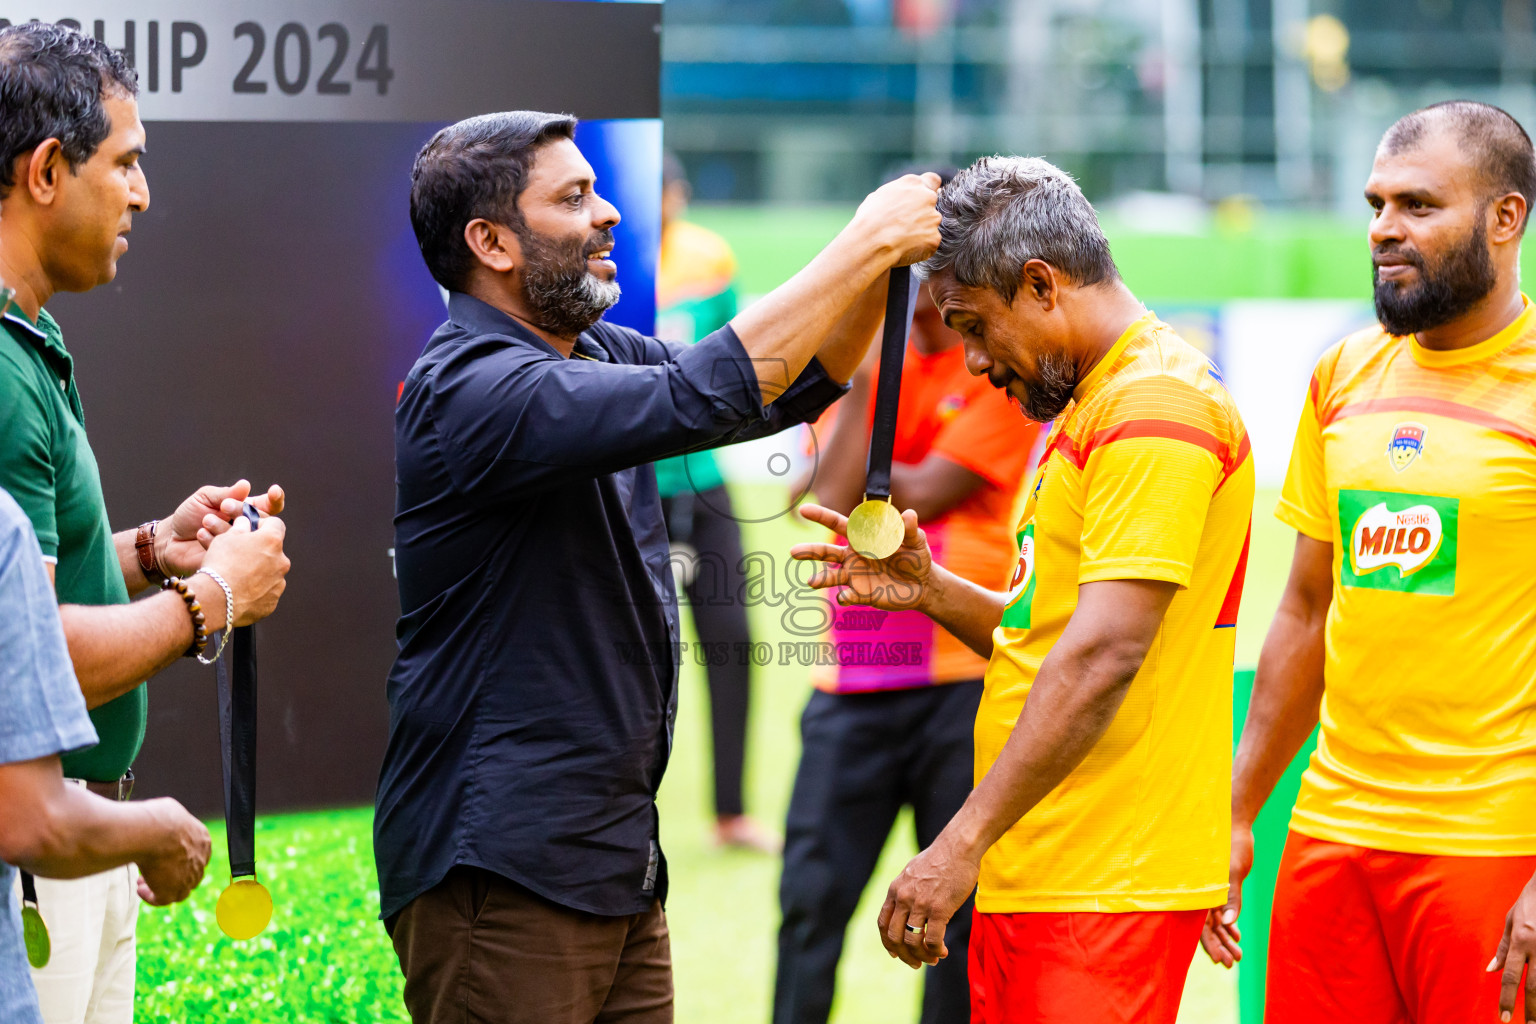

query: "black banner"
left=2, top=2, right=660, bottom=122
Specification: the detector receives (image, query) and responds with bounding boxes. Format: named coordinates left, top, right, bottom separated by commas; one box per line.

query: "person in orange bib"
left=1199, top=101, right=1536, bottom=1024
left=774, top=163, right=1040, bottom=1024
left=792, top=155, right=1253, bottom=1023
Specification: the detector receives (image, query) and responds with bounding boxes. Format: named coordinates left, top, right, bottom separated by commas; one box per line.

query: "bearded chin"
left=524, top=271, right=621, bottom=338
left=1020, top=351, right=1078, bottom=422
left=517, top=226, right=622, bottom=338
left=1373, top=220, right=1496, bottom=337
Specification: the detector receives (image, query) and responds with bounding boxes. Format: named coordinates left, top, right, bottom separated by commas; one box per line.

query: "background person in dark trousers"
left=775, top=167, right=1040, bottom=1023
left=0, top=25, right=291, bottom=1024
left=375, top=110, right=941, bottom=1024
left=653, top=153, right=777, bottom=853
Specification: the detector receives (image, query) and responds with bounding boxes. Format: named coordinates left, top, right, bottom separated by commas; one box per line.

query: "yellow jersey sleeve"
left=1078, top=380, right=1227, bottom=587
left=1275, top=356, right=1333, bottom=542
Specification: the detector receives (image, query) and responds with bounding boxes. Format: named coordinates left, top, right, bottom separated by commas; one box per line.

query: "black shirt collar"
left=446, top=291, right=611, bottom=363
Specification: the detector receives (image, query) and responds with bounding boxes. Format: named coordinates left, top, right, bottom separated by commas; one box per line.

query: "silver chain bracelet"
left=195, top=568, right=236, bottom=666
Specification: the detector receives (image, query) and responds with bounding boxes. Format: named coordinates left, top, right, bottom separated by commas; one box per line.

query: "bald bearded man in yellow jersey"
left=1199, top=101, right=1536, bottom=1024
left=794, top=157, right=1253, bottom=1023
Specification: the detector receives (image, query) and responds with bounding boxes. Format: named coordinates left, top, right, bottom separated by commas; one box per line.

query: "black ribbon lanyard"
left=216, top=503, right=261, bottom=881
left=212, top=503, right=273, bottom=940
left=864, top=265, right=922, bottom=502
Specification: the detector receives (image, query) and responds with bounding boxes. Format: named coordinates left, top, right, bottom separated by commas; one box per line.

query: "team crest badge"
left=1387, top=423, right=1426, bottom=472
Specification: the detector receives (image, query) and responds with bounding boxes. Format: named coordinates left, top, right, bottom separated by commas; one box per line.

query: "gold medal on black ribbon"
left=846, top=498, right=905, bottom=560
left=845, top=266, right=921, bottom=560
left=215, top=503, right=273, bottom=940
left=216, top=876, right=273, bottom=941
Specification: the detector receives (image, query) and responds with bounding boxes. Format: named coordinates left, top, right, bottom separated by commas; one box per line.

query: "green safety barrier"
left=1232, top=668, right=1320, bottom=1023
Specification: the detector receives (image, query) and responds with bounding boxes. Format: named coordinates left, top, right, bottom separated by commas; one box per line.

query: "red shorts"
left=969, top=907, right=1206, bottom=1024
left=1267, top=831, right=1536, bottom=1024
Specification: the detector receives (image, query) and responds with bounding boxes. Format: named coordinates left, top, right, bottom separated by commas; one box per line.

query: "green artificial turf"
left=136, top=811, right=405, bottom=1023
left=689, top=203, right=1536, bottom=307
left=137, top=486, right=1291, bottom=1022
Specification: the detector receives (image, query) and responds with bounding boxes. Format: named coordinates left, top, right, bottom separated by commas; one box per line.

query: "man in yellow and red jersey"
left=774, top=164, right=1040, bottom=1022
left=792, top=155, right=1253, bottom=1023
left=1199, top=101, right=1536, bottom=1024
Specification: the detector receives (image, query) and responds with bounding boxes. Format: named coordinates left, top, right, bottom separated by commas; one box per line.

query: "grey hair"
left=918, top=156, right=1119, bottom=302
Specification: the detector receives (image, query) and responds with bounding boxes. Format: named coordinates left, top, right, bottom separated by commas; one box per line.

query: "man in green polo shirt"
left=0, top=24, right=293, bottom=1023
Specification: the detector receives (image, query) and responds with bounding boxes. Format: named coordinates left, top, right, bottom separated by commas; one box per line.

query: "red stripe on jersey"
left=1216, top=521, right=1251, bottom=628
left=1046, top=419, right=1248, bottom=480
left=1041, top=428, right=1078, bottom=468
left=1216, top=433, right=1253, bottom=492
left=1084, top=419, right=1235, bottom=470
left=1325, top=396, right=1536, bottom=448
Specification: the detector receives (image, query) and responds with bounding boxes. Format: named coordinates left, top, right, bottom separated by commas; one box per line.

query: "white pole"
left=1162, top=0, right=1203, bottom=195
left=1274, top=0, right=1313, bottom=200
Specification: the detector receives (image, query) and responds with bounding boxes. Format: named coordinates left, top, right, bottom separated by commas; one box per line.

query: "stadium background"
left=42, top=0, right=1532, bottom=1020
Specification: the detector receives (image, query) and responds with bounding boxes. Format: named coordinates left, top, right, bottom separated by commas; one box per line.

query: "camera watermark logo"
left=670, top=355, right=824, bottom=526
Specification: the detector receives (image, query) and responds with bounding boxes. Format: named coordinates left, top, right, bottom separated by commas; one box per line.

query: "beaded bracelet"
left=163, top=576, right=208, bottom=658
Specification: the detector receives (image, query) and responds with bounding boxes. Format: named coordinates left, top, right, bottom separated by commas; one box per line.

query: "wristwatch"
left=135, top=520, right=167, bottom=586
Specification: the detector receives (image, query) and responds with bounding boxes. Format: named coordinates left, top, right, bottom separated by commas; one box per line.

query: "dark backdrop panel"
left=49, top=122, right=443, bottom=816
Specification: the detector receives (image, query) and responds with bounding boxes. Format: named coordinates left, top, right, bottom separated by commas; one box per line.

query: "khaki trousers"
left=388, top=866, right=672, bottom=1024
left=13, top=864, right=138, bottom=1024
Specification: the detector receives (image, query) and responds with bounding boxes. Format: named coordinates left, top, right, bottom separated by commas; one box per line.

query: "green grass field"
left=135, top=485, right=1294, bottom=1024
left=687, top=205, right=1376, bottom=305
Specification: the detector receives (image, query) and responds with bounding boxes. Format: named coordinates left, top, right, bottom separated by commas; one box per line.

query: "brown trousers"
left=387, top=866, right=673, bottom=1024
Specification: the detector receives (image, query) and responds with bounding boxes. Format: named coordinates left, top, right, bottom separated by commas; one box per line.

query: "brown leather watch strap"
left=135, top=520, right=166, bottom=586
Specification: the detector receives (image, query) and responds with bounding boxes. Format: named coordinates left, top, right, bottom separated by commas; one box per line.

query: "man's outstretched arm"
left=1201, top=532, right=1331, bottom=967
left=876, top=576, right=1178, bottom=967
left=729, top=174, right=940, bottom=400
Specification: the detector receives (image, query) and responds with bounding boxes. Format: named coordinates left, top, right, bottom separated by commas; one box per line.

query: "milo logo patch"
left=1000, top=524, right=1037, bottom=630
left=1338, top=489, right=1458, bottom=595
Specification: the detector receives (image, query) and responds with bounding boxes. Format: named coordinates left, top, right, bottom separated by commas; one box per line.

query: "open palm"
left=791, top=503, right=932, bottom=611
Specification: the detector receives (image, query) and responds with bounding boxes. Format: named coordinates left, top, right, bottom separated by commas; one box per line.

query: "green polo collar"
left=2, top=307, right=74, bottom=386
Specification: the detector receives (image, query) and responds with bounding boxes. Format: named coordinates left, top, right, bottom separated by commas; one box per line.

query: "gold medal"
left=852, top=268, right=918, bottom=561
left=216, top=876, right=273, bottom=940
left=846, top=498, right=905, bottom=560
left=21, top=904, right=49, bottom=968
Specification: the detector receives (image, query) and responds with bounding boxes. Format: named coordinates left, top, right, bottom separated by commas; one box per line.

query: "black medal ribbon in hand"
left=845, top=265, right=921, bottom=559
left=214, top=502, right=272, bottom=940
